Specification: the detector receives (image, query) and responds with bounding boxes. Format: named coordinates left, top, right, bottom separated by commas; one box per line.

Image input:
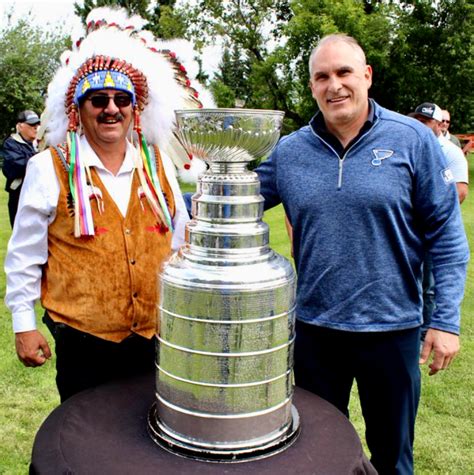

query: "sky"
left=0, top=0, right=82, bottom=34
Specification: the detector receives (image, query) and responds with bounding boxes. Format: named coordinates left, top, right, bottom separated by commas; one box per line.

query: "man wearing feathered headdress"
left=4, top=7, right=210, bottom=401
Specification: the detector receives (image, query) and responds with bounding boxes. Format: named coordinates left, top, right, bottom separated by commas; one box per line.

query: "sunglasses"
left=87, top=94, right=132, bottom=109
left=442, top=120, right=450, bottom=124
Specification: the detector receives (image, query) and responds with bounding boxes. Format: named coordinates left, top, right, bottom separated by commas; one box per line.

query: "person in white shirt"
left=411, top=102, right=468, bottom=343
left=438, top=133, right=468, bottom=202
left=413, top=102, right=468, bottom=202
left=4, top=7, right=210, bottom=402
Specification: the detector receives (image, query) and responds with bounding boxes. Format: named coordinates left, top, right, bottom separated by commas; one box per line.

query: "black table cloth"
left=31, top=373, right=376, bottom=474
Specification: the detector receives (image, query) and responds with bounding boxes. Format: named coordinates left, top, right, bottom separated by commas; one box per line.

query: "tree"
left=74, top=0, right=472, bottom=132
left=177, top=0, right=473, bottom=133
left=74, top=0, right=186, bottom=39
left=148, top=1, right=187, bottom=39
left=179, top=0, right=392, bottom=130
left=376, top=0, right=474, bottom=132
left=282, top=0, right=392, bottom=124
left=74, top=0, right=150, bottom=24
left=181, top=0, right=303, bottom=131
left=0, top=18, right=68, bottom=139
left=211, top=44, right=253, bottom=107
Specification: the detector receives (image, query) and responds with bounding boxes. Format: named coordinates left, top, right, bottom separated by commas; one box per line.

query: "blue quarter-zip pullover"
left=256, top=100, right=468, bottom=334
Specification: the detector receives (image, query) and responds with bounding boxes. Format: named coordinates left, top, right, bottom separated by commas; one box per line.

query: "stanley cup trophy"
left=148, top=109, right=300, bottom=462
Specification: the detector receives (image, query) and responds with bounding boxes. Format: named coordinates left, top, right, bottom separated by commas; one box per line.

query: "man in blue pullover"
left=256, top=34, right=468, bottom=475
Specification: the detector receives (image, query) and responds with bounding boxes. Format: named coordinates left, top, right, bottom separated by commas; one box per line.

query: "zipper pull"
left=338, top=157, right=344, bottom=189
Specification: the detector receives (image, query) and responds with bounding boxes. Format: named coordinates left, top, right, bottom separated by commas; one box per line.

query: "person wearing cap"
left=1, top=110, right=41, bottom=226
left=3, top=8, right=210, bottom=402
left=256, top=34, right=468, bottom=474
left=412, top=102, right=468, bottom=203
left=441, top=109, right=462, bottom=148
left=411, top=102, right=469, bottom=344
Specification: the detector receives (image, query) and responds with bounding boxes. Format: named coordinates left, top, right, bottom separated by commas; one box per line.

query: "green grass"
left=1, top=159, right=473, bottom=473
left=0, top=179, right=58, bottom=475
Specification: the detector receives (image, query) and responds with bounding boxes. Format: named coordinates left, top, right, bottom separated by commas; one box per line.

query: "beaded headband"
left=65, top=55, right=147, bottom=134
left=74, top=69, right=136, bottom=105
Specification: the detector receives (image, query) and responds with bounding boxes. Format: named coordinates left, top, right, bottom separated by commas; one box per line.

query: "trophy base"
left=147, top=403, right=300, bottom=463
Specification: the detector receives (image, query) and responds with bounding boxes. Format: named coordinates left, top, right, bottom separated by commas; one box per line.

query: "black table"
left=31, top=373, right=376, bottom=474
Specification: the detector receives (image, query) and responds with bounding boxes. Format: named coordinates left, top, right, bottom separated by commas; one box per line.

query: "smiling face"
left=79, top=89, right=133, bottom=150
left=309, top=39, right=372, bottom=134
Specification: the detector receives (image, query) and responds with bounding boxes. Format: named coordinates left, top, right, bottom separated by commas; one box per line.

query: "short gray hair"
left=308, top=34, right=367, bottom=77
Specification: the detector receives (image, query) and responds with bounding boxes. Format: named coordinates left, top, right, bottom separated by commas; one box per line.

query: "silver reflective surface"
left=174, top=108, right=285, bottom=164
left=149, top=109, right=299, bottom=462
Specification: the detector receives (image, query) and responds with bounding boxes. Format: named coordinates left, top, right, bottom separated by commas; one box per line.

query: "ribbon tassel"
left=133, top=111, right=174, bottom=232
left=68, top=131, right=96, bottom=237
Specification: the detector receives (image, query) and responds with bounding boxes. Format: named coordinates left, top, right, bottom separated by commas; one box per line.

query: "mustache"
left=97, top=112, right=124, bottom=122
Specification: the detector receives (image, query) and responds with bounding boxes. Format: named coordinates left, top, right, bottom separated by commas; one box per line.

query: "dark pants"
left=43, top=312, right=156, bottom=402
left=294, top=320, right=421, bottom=475
left=7, top=187, right=21, bottom=227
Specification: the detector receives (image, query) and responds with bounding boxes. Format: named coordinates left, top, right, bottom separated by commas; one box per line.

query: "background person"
left=411, top=102, right=468, bottom=341
left=1, top=110, right=40, bottom=227
left=440, top=109, right=462, bottom=148
left=412, top=103, right=468, bottom=202
left=256, top=34, right=468, bottom=474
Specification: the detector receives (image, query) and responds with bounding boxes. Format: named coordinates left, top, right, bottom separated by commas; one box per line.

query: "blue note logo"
left=371, top=149, right=394, bottom=166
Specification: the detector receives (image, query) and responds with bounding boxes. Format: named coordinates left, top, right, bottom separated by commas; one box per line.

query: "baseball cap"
left=414, top=103, right=443, bottom=122
left=17, top=110, right=41, bottom=125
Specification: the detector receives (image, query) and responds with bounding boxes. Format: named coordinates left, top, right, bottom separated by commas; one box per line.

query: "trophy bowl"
left=175, top=108, right=285, bottom=163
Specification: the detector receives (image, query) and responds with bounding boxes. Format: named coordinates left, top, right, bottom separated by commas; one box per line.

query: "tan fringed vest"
left=41, top=145, right=175, bottom=342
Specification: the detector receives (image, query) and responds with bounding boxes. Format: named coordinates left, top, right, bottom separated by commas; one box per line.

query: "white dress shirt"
left=4, top=136, right=189, bottom=333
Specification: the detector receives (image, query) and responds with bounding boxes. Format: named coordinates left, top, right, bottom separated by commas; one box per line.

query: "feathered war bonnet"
left=42, top=7, right=210, bottom=237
